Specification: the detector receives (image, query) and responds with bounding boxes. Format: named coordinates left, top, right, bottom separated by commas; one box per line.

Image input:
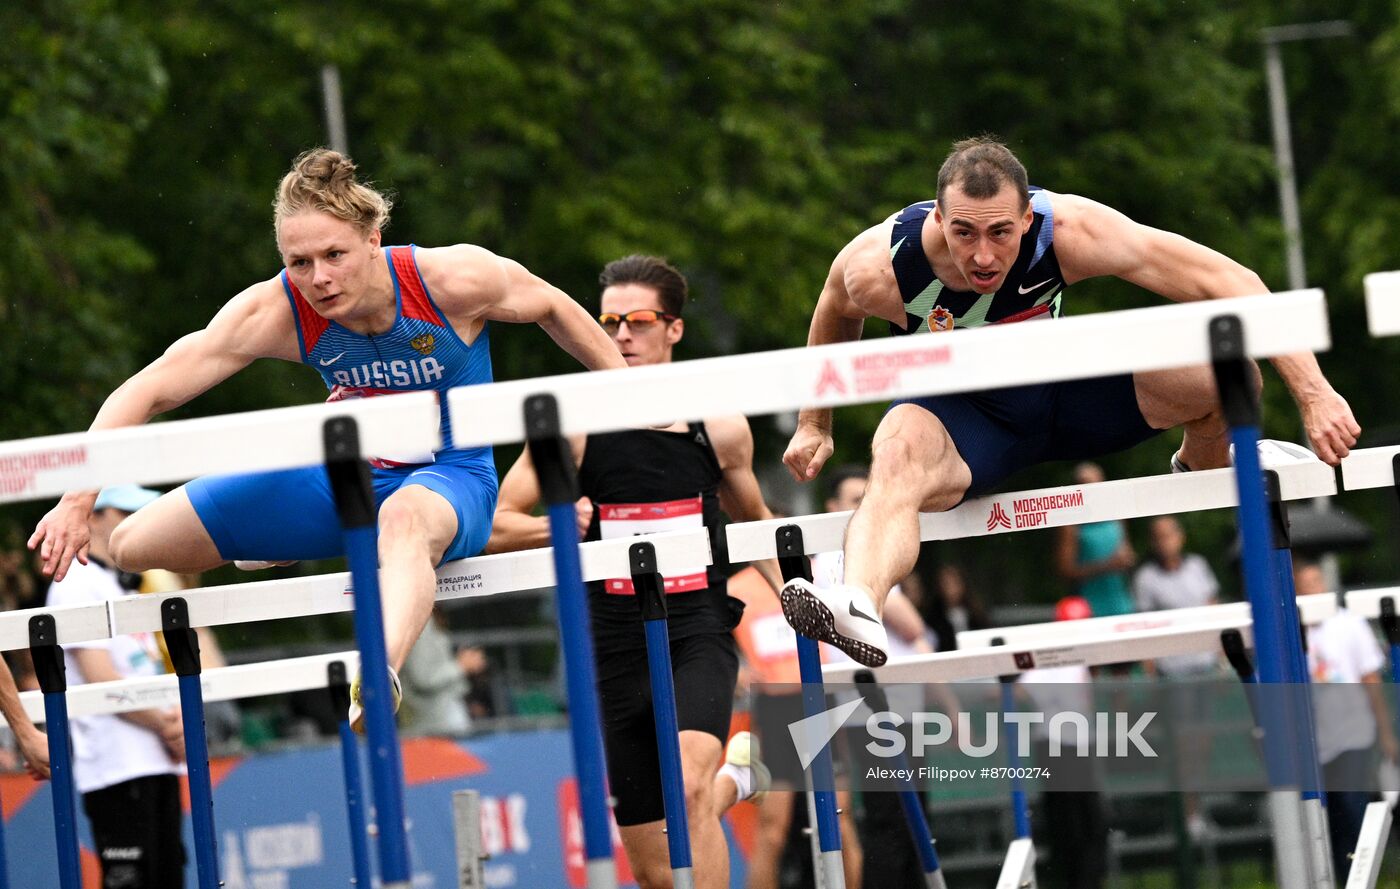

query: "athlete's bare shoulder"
left=198, top=278, right=296, bottom=361
left=211, top=275, right=300, bottom=361
left=408, top=243, right=504, bottom=319
left=703, top=414, right=755, bottom=470
left=1038, top=191, right=1145, bottom=284
left=836, top=218, right=902, bottom=320
left=1041, top=189, right=1087, bottom=225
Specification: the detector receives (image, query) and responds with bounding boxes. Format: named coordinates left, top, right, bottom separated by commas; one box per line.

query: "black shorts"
left=596, top=631, right=739, bottom=826
left=893, top=374, right=1159, bottom=496
left=82, top=773, right=186, bottom=889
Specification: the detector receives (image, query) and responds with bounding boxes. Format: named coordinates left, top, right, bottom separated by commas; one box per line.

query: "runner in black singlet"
left=489, top=256, right=780, bottom=889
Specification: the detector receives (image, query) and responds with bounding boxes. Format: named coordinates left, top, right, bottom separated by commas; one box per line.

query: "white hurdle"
left=727, top=449, right=1334, bottom=563
left=0, top=528, right=711, bottom=654
left=446, top=289, right=1328, bottom=448
left=1364, top=271, right=1400, bottom=337
left=18, top=651, right=359, bottom=724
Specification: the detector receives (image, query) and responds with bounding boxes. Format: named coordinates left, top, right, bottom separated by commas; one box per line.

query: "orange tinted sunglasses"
left=598, top=310, right=679, bottom=333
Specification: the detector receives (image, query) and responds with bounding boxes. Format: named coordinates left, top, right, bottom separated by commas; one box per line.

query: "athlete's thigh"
left=1131, top=364, right=1224, bottom=429
left=672, top=633, right=739, bottom=742
left=393, top=464, right=498, bottom=563
left=885, top=389, right=1041, bottom=499
left=1045, top=373, right=1162, bottom=461
left=110, top=486, right=223, bottom=572
left=184, top=466, right=343, bottom=562
left=596, top=655, right=666, bottom=827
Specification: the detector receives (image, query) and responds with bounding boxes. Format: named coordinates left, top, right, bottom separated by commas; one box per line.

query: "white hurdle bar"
left=1364, top=271, right=1400, bottom=338
left=957, top=587, right=1400, bottom=653
left=448, top=289, right=1327, bottom=447
left=1340, top=445, right=1400, bottom=492
left=0, top=290, right=1327, bottom=505
left=18, top=651, right=358, bottom=724
left=0, top=394, right=441, bottom=505
left=727, top=448, right=1335, bottom=562
left=826, top=586, right=1400, bottom=685
left=0, top=528, right=710, bottom=654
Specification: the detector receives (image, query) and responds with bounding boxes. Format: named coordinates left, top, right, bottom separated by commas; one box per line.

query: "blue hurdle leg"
left=161, top=598, right=220, bottom=889
left=1212, top=314, right=1329, bottom=885
left=29, top=616, right=80, bottom=889
left=853, top=670, right=944, bottom=887
left=325, top=418, right=413, bottom=887
left=330, top=662, right=373, bottom=887
left=774, top=522, right=846, bottom=889
left=796, top=635, right=846, bottom=888
left=631, top=544, right=695, bottom=888
left=525, top=396, right=616, bottom=889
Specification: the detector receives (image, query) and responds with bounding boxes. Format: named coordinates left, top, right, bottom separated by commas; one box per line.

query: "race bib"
left=327, top=385, right=437, bottom=467
left=597, top=497, right=709, bottom=595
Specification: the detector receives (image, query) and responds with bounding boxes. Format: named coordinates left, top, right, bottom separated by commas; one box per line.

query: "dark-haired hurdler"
left=29, top=148, right=627, bottom=727
left=489, top=255, right=779, bottom=889
left=779, top=136, right=1360, bottom=667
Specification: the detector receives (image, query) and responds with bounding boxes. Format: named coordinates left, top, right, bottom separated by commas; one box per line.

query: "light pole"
left=321, top=64, right=349, bottom=156
left=1260, top=20, right=1353, bottom=291
left=1259, top=21, right=1354, bottom=595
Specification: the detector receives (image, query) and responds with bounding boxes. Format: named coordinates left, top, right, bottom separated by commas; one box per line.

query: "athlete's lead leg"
left=843, top=404, right=971, bottom=608
left=781, top=404, right=971, bottom=667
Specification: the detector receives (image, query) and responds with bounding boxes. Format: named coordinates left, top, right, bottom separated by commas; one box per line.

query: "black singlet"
left=577, top=423, right=732, bottom=652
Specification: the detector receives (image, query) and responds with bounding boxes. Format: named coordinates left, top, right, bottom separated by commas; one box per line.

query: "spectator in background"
left=1132, top=515, right=1220, bottom=837
left=1055, top=462, right=1135, bottom=617
left=1295, top=559, right=1398, bottom=882
left=0, top=538, right=47, bottom=779
left=401, top=610, right=471, bottom=736
left=45, top=486, right=186, bottom=888
left=923, top=563, right=991, bottom=652
left=457, top=646, right=496, bottom=720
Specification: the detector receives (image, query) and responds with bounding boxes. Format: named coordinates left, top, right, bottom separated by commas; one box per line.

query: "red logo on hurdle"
left=986, top=503, right=1012, bottom=531
left=814, top=360, right=848, bottom=397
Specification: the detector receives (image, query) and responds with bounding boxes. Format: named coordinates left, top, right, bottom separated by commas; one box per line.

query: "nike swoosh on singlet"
left=319, top=351, right=349, bottom=366
left=1017, top=278, right=1057, bottom=295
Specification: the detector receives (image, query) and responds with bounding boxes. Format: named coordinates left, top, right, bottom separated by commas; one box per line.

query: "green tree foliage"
left=0, top=0, right=165, bottom=439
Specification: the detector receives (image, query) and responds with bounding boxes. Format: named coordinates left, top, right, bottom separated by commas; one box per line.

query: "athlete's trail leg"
left=1134, top=362, right=1261, bottom=470
left=619, top=731, right=727, bottom=889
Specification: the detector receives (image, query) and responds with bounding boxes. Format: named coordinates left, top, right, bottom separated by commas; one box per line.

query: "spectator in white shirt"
left=1295, top=560, right=1397, bottom=882
left=1132, top=515, right=1220, bottom=837
left=45, top=486, right=187, bottom=888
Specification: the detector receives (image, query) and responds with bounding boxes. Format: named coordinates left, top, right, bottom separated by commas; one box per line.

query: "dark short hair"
left=936, top=136, right=1030, bottom=210
left=826, top=464, right=869, bottom=502
left=598, top=255, right=688, bottom=317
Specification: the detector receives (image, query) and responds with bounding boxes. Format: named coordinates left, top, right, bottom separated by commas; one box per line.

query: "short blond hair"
left=274, top=148, right=392, bottom=236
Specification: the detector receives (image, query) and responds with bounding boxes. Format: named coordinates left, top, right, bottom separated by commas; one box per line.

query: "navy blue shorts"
left=186, top=461, right=497, bottom=565
left=893, top=373, right=1159, bottom=497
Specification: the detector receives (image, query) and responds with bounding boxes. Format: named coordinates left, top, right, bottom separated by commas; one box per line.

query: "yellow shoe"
left=348, top=667, right=402, bottom=735
left=725, top=731, right=771, bottom=804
